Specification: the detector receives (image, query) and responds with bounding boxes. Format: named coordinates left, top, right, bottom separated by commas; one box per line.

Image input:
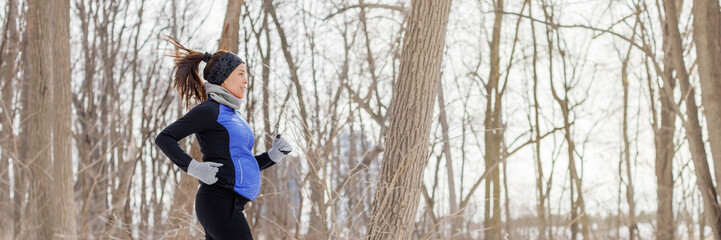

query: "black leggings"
left=195, top=183, right=253, bottom=240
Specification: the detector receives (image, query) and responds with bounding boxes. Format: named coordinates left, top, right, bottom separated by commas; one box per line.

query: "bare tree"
left=72, top=0, right=127, bottom=236
left=267, top=1, right=329, bottom=237
left=661, top=0, right=721, bottom=236
left=540, top=2, right=590, bottom=239
left=483, top=0, right=505, bottom=238
left=365, top=0, right=453, bottom=239
left=641, top=1, right=677, bottom=238
left=527, top=2, right=553, bottom=239
left=0, top=0, right=21, bottom=238
left=219, top=0, right=243, bottom=53
left=239, top=1, right=293, bottom=238
left=51, top=0, right=78, bottom=238
left=7, top=0, right=721, bottom=238
left=691, top=0, right=721, bottom=196
left=21, top=0, right=76, bottom=238
left=437, top=75, right=460, bottom=238
left=620, top=33, right=637, bottom=240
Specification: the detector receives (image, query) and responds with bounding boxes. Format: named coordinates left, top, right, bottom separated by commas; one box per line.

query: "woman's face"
left=221, top=63, right=248, bottom=99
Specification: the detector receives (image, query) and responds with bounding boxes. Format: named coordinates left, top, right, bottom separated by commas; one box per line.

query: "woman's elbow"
left=154, top=132, right=170, bottom=149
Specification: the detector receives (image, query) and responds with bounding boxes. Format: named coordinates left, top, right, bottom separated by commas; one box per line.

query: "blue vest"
left=215, top=103, right=262, bottom=200
left=155, top=98, right=276, bottom=201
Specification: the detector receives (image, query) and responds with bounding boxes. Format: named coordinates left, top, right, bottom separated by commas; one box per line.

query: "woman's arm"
left=256, top=134, right=293, bottom=170
left=154, top=103, right=214, bottom=172
left=255, top=152, right=276, bottom=170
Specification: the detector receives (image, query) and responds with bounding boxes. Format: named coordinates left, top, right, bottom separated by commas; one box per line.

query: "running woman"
left=155, top=36, right=293, bottom=240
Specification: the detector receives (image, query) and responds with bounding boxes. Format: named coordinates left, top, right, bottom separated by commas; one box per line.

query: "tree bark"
left=527, top=3, right=549, bottom=239
left=662, top=0, right=721, bottom=237
left=653, top=19, right=677, bottom=240
left=365, top=0, right=453, bottom=239
left=654, top=77, right=676, bottom=240
left=167, top=140, right=202, bottom=240
left=541, top=2, right=589, bottom=238
left=51, top=0, right=78, bottom=238
left=621, top=42, right=637, bottom=240
left=218, top=0, right=243, bottom=53
left=14, top=27, right=31, bottom=239
left=0, top=0, right=20, bottom=238
left=23, top=0, right=61, bottom=238
left=437, top=78, right=460, bottom=238
left=483, top=1, right=504, bottom=239
left=640, top=2, right=680, bottom=238
left=692, top=0, right=721, bottom=196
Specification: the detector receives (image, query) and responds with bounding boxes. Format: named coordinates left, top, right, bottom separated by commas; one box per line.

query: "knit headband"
left=203, top=52, right=244, bottom=85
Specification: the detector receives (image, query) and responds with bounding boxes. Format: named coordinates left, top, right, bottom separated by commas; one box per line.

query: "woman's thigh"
left=195, top=186, right=253, bottom=240
left=228, top=204, right=253, bottom=240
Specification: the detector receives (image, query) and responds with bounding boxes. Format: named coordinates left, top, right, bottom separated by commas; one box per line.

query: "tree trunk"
left=560, top=101, right=589, bottom=240
left=218, top=0, right=243, bottom=53
left=654, top=91, right=675, bottom=240
left=267, top=2, right=328, bottom=237
left=254, top=0, right=285, bottom=237
left=541, top=2, right=589, bottom=238
left=167, top=140, right=202, bottom=240
left=73, top=1, right=102, bottom=236
left=621, top=43, right=637, bottom=240
left=692, top=0, right=721, bottom=195
left=0, top=0, right=19, bottom=238
left=654, top=23, right=677, bottom=240
left=23, top=0, right=60, bottom=238
left=436, top=78, right=460, bottom=238
left=483, top=1, right=504, bottom=239
left=14, top=29, right=31, bottom=239
left=51, top=0, right=78, bottom=238
left=528, top=3, right=548, bottom=238
left=662, top=0, right=721, bottom=237
left=365, top=0, right=453, bottom=239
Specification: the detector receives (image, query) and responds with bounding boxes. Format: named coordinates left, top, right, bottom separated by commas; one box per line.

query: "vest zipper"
left=236, top=156, right=243, bottom=185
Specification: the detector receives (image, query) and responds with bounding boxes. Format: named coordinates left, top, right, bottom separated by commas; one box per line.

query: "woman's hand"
left=268, top=134, right=293, bottom=162
left=187, top=159, right=223, bottom=184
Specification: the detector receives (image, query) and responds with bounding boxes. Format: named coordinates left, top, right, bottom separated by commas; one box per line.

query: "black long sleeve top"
left=154, top=98, right=275, bottom=201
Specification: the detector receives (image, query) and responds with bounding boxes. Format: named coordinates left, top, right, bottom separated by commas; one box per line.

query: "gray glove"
left=187, top=159, right=223, bottom=184
left=268, top=134, right=293, bottom=162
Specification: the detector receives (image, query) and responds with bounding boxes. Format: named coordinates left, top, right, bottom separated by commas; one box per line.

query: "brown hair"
left=164, top=35, right=228, bottom=108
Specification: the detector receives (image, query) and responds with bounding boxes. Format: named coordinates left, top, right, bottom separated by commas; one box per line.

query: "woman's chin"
left=231, top=91, right=244, bottom=99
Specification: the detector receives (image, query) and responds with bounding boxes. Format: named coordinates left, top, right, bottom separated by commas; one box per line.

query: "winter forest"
left=1, top=0, right=721, bottom=239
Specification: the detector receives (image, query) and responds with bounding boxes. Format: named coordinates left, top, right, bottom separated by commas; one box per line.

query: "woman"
left=155, top=36, right=293, bottom=240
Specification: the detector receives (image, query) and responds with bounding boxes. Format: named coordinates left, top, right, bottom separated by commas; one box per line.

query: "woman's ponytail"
left=164, top=35, right=208, bottom=108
